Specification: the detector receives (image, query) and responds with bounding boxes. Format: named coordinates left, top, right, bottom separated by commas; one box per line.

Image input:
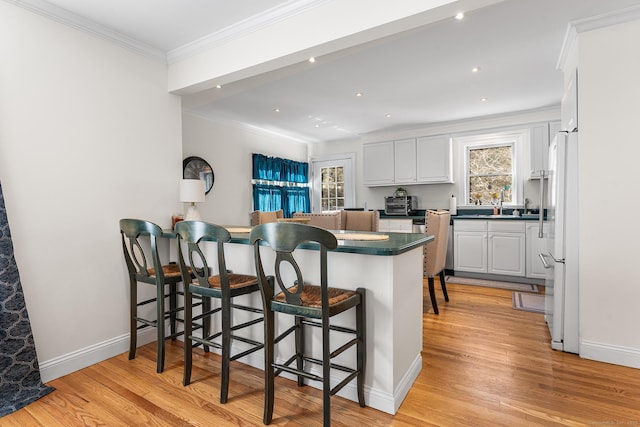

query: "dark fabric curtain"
left=252, top=184, right=283, bottom=213
left=252, top=154, right=310, bottom=217
left=0, top=182, right=54, bottom=417
left=283, top=186, right=310, bottom=218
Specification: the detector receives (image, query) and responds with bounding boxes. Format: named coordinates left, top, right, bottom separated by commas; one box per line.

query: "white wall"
left=309, top=108, right=560, bottom=211
left=0, top=3, right=183, bottom=380
left=578, top=19, right=640, bottom=367
left=181, top=113, right=308, bottom=225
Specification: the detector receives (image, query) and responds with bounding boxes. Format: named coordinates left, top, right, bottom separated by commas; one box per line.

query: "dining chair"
left=250, top=222, right=366, bottom=426
left=292, top=211, right=342, bottom=229
left=119, top=218, right=187, bottom=373
left=340, top=210, right=379, bottom=231
left=250, top=209, right=284, bottom=226
left=423, top=210, right=451, bottom=314
left=175, top=220, right=264, bottom=403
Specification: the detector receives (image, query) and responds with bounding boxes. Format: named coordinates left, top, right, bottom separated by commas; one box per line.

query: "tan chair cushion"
left=251, top=209, right=284, bottom=225
left=341, top=210, right=379, bottom=232
left=423, top=210, right=450, bottom=277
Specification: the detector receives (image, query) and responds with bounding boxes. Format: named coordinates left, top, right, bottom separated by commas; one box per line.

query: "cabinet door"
left=529, top=123, right=549, bottom=178
left=526, top=223, right=547, bottom=278
left=387, top=218, right=413, bottom=233
left=394, top=139, right=417, bottom=183
left=488, top=232, right=525, bottom=276
left=363, top=141, right=394, bottom=186
left=454, top=231, right=487, bottom=273
left=416, top=135, right=453, bottom=183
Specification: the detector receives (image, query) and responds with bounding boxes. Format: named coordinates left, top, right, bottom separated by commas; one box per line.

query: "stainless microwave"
left=384, top=196, right=417, bottom=215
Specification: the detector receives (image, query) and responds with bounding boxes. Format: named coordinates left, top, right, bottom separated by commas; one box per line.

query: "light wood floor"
left=5, top=281, right=640, bottom=426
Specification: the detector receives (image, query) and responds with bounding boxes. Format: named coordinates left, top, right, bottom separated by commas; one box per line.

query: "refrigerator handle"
left=538, top=171, right=546, bottom=238
left=539, top=253, right=551, bottom=269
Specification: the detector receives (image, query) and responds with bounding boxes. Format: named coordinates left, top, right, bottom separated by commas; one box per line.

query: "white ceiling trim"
left=166, top=0, right=331, bottom=64
left=3, top=0, right=166, bottom=61
left=558, top=4, right=640, bottom=69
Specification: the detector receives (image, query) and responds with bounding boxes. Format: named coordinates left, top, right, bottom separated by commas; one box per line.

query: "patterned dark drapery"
left=0, top=182, right=54, bottom=417
left=252, top=154, right=310, bottom=217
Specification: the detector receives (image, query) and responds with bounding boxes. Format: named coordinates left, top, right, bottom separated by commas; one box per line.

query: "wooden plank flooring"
left=4, top=281, right=640, bottom=426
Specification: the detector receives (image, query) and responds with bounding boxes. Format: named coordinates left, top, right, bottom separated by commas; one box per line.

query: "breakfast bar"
left=188, top=227, right=432, bottom=415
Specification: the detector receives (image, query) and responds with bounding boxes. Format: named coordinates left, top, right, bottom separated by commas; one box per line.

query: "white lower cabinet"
left=454, top=220, right=525, bottom=277
left=526, top=222, right=547, bottom=279
left=454, top=220, right=488, bottom=273
left=379, top=218, right=413, bottom=233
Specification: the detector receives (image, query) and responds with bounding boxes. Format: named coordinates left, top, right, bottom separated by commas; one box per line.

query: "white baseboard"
left=39, top=328, right=156, bottom=383
left=38, top=330, right=421, bottom=415
left=580, top=340, right=640, bottom=369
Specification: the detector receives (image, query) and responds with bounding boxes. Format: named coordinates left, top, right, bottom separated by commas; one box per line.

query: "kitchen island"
left=186, top=227, right=433, bottom=415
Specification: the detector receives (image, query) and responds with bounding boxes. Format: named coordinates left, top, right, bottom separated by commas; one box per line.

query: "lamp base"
left=184, top=204, right=201, bottom=221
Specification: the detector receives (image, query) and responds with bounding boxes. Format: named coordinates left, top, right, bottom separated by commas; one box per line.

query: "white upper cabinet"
left=363, top=141, right=395, bottom=186
left=394, top=138, right=417, bottom=183
left=529, top=123, right=550, bottom=179
left=417, top=135, right=453, bottom=183
left=364, top=135, right=452, bottom=186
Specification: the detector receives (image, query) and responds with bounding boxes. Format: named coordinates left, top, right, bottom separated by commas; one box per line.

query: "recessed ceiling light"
left=480, top=97, right=488, bottom=102
left=356, top=92, right=363, bottom=97
left=315, top=124, right=320, bottom=128
left=215, top=84, right=222, bottom=89
left=472, top=67, right=481, bottom=73
left=455, top=12, right=464, bottom=20
left=385, top=113, right=392, bottom=118
left=273, top=108, right=280, bottom=112
left=308, top=57, right=316, bottom=63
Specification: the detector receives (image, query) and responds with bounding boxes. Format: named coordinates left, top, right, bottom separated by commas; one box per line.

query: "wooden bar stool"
left=119, top=218, right=187, bottom=373
left=175, top=220, right=264, bottom=403
left=250, top=222, right=366, bottom=426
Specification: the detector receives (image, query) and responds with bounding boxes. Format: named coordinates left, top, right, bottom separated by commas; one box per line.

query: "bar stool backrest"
left=119, top=218, right=164, bottom=283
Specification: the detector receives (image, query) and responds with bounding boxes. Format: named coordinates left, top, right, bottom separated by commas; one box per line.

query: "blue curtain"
left=252, top=154, right=310, bottom=217
left=252, top=184, right=283, bottom=213
left=283, top=186, right=310, bottom=217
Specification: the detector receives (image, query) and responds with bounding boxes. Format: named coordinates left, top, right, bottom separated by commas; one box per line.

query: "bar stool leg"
left=428, top=276, right=439, bottom=315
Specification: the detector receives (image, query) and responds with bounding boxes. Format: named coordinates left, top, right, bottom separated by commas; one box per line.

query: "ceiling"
left=21, top=0, right=640, bottom=143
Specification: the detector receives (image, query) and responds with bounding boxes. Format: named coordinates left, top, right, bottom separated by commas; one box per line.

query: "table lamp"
left=180, top=179, right=205, bottom=220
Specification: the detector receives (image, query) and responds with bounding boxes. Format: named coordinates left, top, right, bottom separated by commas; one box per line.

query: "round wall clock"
left=183, top=156, right=214, bottom=194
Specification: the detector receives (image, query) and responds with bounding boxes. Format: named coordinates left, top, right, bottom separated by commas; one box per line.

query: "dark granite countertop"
left=166, top=226, right=433, bottom=256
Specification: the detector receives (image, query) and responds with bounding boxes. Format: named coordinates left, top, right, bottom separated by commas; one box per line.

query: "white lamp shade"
left=180, top=179, right=206, bottom=203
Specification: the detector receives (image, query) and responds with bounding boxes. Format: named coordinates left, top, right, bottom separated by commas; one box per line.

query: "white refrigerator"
left=540, top=131, right=579, bottom=353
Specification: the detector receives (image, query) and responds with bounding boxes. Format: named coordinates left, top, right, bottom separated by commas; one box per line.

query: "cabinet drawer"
left=454, top=220, right=487, bottom=232
left=488, top=220, right=525, bottom=233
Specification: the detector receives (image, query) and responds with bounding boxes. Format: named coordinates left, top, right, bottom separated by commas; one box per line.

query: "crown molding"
left=557, top=4, right=640, bottom=71
left=166, top=0, right=331, bottom=64
left=4, top=0, right=331, bottom=64
left=3, top=0, right=167, bottom=61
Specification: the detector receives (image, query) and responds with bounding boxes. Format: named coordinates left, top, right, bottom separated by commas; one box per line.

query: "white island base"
left=213, top=241, right=425, bottom=415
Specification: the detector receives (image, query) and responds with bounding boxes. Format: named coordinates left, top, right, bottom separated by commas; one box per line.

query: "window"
left=311, top=154, right=355, bottom=212
left=252, top=154, right=310, bottom=217
left=456, top=131, right=524, bottom=207
left=321, top=166, right=344, bottom=211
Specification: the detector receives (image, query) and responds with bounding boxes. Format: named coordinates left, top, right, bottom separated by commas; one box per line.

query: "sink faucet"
left=524, top=198, right=529, bottom=214
left=499, top=190, right=504, bottom=215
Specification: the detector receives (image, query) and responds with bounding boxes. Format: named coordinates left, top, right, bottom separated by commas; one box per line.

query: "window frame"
left=455, top=131, right=525, bottom=207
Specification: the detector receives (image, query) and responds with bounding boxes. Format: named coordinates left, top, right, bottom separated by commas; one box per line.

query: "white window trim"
left=309, top=153, right=356, bottom=213
left=455, top=131, right=525, bottom=207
